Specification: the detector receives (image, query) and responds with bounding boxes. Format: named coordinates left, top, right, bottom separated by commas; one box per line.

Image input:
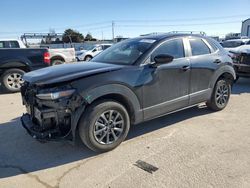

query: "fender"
left=209, top=64, right=236, bottom=89
left=81, top=84, right=143, bottom=124
left=0, top=57, right=31, bottom=69
left=70, top=84, right=143, bottom=141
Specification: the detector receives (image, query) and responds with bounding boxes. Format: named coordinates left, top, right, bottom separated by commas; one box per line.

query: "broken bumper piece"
left=21, top=113, right=65, bottom=141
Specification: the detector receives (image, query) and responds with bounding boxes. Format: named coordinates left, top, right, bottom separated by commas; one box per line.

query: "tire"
left=84, top=56, right=92, bottom=61
left=51, top=59, right=64, bottom=66
left=206, top=79, right=231, bottom=111
left=78, top=100, right=130, bottom=152
left=1, top=68, right=25, bottom=92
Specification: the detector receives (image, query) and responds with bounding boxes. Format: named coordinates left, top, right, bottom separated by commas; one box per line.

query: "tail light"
left=44, top=52, right=50, bottom=64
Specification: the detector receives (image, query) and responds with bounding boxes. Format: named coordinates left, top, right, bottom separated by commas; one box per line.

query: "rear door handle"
left=182, top=65, right=190, bottom=71
left=213, top=59, right=222, bottom=64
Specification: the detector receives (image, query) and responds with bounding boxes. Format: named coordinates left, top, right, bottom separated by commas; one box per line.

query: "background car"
left=76, top=43, right=112, bottom=61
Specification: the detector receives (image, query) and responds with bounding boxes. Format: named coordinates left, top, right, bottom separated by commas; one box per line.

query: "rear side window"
left=9, top=41, right=20, bottom=48
left=189, top=38, right=211, bottom=56
left=152, top=38, right=185, bottom=60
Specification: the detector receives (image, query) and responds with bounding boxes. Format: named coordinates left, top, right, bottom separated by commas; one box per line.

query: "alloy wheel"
left=215, top=82, right=229, bottom=108
left=6, top=73, right=24, bottom=89
left=94, top=110, right=124, bottom=145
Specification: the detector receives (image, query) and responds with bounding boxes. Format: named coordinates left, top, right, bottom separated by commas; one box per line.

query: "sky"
left=0, top=0, right=250, bottom=40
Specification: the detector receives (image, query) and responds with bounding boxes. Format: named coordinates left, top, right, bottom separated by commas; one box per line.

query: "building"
left=241, top=18, right=250, bottom=38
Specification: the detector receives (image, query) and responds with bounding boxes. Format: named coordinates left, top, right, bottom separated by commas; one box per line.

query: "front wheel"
left=206, top=79, right=231, bottom=111
left=78, top=100, right=130, bottom=152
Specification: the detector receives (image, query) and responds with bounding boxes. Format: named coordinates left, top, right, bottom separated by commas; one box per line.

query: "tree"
left=62, top=29, right=84, bottom=43
left=85, top=33, right=93, bottom=41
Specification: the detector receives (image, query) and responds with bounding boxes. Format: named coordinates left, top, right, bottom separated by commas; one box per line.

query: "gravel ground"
left=0, top=78, right=250, bottom=188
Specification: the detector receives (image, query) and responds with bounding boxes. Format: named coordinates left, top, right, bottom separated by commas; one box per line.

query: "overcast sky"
left=0, top=0, right=250, bottom=39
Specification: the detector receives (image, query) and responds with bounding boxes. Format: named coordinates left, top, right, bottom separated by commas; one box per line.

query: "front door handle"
left=182, top=65, right=190, bottom=71
left=213, top=59, right=222, bottom=64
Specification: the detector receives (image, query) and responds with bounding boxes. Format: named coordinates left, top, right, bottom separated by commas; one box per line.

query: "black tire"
left=206, top=79, right=231, bottom=111
left=84, top=56, right=92, bottom=61
left=1, top=68, right=25, bottom=92
left=51, top=59, right=64, bottom=66
left=78, top=100, right=130, bottom=152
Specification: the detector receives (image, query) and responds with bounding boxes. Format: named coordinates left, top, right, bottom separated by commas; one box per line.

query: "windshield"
left=92, top=38, right=156, bottom=65
left=222, top=41, right=245, bottom=48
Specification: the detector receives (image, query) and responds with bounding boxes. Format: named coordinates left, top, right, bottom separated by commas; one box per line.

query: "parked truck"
left=0, top=48, right=50, bottom=92
left=0, top=39, right=76, bottom=65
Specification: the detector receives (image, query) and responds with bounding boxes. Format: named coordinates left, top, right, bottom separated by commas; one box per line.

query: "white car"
left=222, top=38, right=250, bottom=52
left=76, top=44, right=112, bottom=61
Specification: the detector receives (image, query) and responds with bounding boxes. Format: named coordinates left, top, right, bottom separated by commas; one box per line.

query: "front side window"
left=151, top=38, right=185, bottom=60
left=189, top=38, right=211, bottom=56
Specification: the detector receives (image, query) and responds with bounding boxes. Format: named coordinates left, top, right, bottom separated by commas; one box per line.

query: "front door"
left=142, top=38, right=191, bottom=120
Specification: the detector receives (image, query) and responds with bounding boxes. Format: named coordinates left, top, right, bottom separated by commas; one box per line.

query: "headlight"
left=36, top=89, right=76, bottom=100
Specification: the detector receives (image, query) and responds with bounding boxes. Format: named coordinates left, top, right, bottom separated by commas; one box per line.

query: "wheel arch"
left=0, top=61, right=30, bottom=72
left=209, top=65, right=236, bottom=89
left=84, top=55, right=93, bottom=60
left=82, top=84, right=143, bottom=124
left=50, top=55, right=65, bottom=62
left=71, top=84, right=143, bottom=141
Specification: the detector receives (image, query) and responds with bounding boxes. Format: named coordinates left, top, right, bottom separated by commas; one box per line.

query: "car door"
left=92, top=46, right=103, bottom=57
left=142, top=38, right=191, bottom=120
left=187, top=37, right=221, bottom=105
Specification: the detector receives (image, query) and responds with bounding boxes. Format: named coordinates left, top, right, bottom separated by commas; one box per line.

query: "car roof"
left=135, top=33, right=208, bottom=41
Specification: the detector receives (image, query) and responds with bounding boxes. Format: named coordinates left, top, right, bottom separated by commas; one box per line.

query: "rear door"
left=187, top=37, right=221, bottom=104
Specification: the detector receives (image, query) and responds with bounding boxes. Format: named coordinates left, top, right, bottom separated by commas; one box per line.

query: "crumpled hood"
left=23, top=61, right=124, bottom=85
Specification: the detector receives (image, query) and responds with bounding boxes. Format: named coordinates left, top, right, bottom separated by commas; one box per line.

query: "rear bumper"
left=234, top=63, right=250, bottom=77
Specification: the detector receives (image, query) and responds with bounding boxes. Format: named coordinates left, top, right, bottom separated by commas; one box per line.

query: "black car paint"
left=0, top=48, right=49, bottom=74
left=20, top=34, right=236, bottom=142
left=232, top=53, right=250, bottom=78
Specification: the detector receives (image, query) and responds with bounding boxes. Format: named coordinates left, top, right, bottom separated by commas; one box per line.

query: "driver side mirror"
left=151, top=54, right=174, bottom=67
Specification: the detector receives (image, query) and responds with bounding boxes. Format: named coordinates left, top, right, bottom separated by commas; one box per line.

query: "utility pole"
left=112, top=21, right=115, bottom=42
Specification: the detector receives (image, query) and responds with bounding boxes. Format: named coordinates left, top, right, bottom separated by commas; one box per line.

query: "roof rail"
left=168, top=31, right=206, bottom=36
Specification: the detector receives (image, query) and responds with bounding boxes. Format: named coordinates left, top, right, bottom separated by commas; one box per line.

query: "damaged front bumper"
left=21, top=113, right=63, bottom=141
left=20, top=83, right=86, bottom=142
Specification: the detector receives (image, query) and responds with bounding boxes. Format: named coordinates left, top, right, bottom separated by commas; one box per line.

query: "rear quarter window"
left=189, top=38, right=211, bottom=56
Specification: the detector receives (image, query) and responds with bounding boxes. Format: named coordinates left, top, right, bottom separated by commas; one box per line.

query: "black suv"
left=21, top=34, right=235, bottom=152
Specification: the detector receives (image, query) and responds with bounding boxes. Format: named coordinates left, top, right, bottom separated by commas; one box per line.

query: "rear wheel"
left=78, top=100, right=130, bottom=152
left=206, top=79, right=231, bottom=111
left=1, top=68, right=25, bottom=92
left=84, top=56, right=92, bottom=61
left=51, top=59, right=64, bottom=66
